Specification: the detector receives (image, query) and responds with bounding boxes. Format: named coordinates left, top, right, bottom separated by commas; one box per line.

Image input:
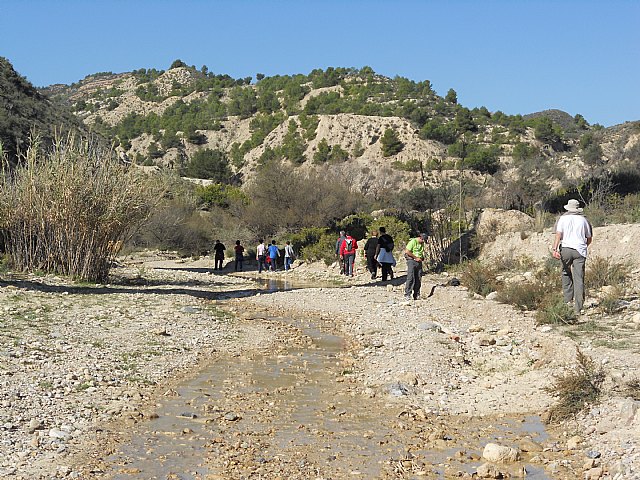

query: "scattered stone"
left=567, top=435, right=583, bottom=450
left=584, top=467, right=604, bottom=479
left=26, top=418, right=43, bottom=433
left=48, top=428, right=71, bottom=440
left=475, top=334, right=496, bottom=347
left=518, top=439, right=543, bottom=452
left=178, top=412, right=197, bottom=419
left=482, top=443, right=520, bottom=463
left=388, top=383, right=410, bottom=397
left=476, top=462, right=504, bottom=478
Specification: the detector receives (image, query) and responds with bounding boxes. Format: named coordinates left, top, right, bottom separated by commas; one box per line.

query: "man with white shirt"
left=552, top=199, right=593, bottom=313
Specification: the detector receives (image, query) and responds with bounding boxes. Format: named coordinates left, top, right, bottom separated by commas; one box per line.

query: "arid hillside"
left=42, top=63, right=640, bottom=208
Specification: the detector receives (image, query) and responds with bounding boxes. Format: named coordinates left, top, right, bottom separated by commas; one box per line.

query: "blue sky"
left=2, top=0, right=638, bottom=126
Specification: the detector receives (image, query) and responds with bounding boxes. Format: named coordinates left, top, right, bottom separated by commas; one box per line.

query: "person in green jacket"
left=404, top=233, right=427, bottom=300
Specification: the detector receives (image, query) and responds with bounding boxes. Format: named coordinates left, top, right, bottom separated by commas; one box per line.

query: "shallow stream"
left=104, top=280, right=558, bottom=479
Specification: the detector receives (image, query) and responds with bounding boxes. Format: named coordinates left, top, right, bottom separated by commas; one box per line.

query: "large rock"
left=475, top=208, right=535, bottom=238
left=482, top=443, right=520, bottom=463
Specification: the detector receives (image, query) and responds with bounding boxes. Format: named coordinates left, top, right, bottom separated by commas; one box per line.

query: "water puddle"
left=105, top=314, right=561, bottom=479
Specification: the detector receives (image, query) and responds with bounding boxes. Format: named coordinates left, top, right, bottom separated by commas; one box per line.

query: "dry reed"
left=0, top=134, right=162, bottom=281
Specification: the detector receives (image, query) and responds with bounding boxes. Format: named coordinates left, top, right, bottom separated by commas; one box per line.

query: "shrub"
left=544, top=348, right=605, bottom=423
left=368, top=216, right=411, bottom=253
left=288, top=227, right=333, bottom=263
left=337, top=213, right=373, bottom=241
left=391, top=159, right=422, bottom=172
left=496, top=279, right=549, bottom=311
left=297, top=232, right=337, bottom=265
left=195, top=183, right=249, bottom=210
left=183, top=149, right=232, bottom=182
left=586, top=256, right=630, bottom=290
left=0, top=135, right=162, bottom=281
left=461, top=260, right=498, bottom=296
left=599, top=288, right=625, bottom=314
left=380, top=128, right=404, bottom=157
left=536, top=294, right=577, bottom=325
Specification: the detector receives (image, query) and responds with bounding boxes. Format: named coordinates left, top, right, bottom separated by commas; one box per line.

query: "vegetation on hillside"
left=0, top=56, right=80, bottom=164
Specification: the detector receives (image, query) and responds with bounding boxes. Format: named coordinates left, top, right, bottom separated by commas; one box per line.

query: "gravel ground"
left=0, top=246, right=638, bottom=479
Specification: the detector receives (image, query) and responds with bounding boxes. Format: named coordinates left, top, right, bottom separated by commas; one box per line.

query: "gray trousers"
left=560, top=247, right=586, bottom=312
left=405, top=258, right=422, bottom=298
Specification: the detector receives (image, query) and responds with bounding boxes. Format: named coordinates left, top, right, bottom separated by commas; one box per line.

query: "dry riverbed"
left=0, top=251, right=638, bottom=479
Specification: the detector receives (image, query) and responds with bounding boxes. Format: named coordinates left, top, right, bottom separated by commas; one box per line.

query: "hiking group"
left=213, top=199, right=592, bottom=309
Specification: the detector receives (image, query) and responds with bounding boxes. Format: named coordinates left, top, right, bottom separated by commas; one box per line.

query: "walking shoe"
left=413, top=295, right=420, bottom=301
left=403, top=295, right=412, bottom=301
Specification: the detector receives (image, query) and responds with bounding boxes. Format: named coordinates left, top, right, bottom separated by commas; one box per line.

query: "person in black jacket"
left=363, top=230, right=379, bottom=279
left=376, top=227, right=395, bottom=281
left=213, top=240, right=226, bottom=270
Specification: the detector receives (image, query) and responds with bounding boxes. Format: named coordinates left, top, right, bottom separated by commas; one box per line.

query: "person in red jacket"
left=339, top=232, right=358, bottom=277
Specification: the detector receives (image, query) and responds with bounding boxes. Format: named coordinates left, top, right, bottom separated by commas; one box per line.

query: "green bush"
left=183, top=149, right=231, bottom=182
left=288, top=227, right=329, bottom=260
left=368, top=216, right=411, bottom=252
left=381, top=128, right=404, bottom=157
left=298, top=232, right=337, bottom=265
left=337, top=213, right=373, bottom=240
left=391, top=159, right=422, bottom=172
left=195, top=184, right=249, bottom=209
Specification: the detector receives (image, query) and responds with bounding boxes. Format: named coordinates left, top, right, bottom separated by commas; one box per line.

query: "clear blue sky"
left=2, top=0, right=638, bottom=126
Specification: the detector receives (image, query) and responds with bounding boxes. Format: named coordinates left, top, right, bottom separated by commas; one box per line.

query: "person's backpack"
left=345, top=238, right=353, bottom=251
left=382, top=235, right=394, bottom=251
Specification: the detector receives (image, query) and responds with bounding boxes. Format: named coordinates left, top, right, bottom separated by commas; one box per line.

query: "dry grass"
left=0, top=134, right=163, bottom=281
left=496, top=279, right=549, bottom=311
left=536, top=294, right=578, bottom=325
left=587, top=256, right=631, bottom=290
left=460, top=260, right=498, bottom=296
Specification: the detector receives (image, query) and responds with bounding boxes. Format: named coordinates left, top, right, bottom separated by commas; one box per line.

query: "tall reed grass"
left=0, top=135, right=162, bottom=281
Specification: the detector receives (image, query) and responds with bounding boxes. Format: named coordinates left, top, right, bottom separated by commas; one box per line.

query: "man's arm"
left=552, top=232, right=562, bottom=259
left=404, top=248, right=423, bottom=262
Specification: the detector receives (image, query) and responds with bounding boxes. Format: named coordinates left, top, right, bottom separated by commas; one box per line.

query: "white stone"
left=482, top=443, right=520, bottom=463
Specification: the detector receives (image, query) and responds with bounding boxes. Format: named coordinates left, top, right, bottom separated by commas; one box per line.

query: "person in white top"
left=552, top=199, right=593, bottom=313
left=284, top=241, right=295, bottom=271
left=256, top=239, right=266, bottom=273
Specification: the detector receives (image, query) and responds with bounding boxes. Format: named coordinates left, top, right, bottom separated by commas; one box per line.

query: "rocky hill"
left=12, top=59, right=640, bottom=209
left=0, top=57, right=81, bottom=164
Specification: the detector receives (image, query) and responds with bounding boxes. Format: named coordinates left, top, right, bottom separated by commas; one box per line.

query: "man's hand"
left=552, top=250, right=561, bottom=260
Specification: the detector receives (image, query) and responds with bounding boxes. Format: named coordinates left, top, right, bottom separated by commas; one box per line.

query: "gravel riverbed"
left=0, top=250, right=638, bottom=479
